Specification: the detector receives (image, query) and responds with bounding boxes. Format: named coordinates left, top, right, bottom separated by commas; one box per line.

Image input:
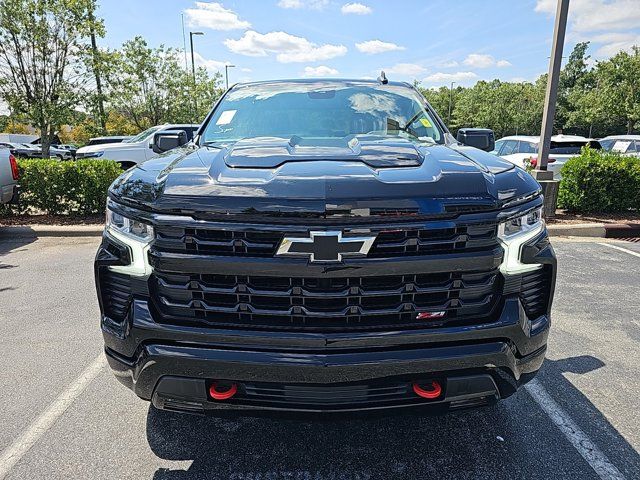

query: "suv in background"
left=493, top=134, right=601, bottom=179
left=76, top=124, right=199, bottom=169
left=599, top=135, right=640, bottom=157
left=96, top=79, right=556, bottom=417
left=85, top=136, right=133, bottom=147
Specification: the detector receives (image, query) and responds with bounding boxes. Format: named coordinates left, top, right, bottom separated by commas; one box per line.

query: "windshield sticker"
left=420, top=118, right=433, bottom=128
left=612, top=140, right=631, bottom=153
left=216, top=110, right=237, bottom=125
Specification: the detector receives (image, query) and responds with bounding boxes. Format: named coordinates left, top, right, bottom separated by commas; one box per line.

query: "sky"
left=94, top=0, right=640, bottom=87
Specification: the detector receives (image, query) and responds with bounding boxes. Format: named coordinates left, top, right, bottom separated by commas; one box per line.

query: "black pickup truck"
left=95, top=78, right=556, bottom=416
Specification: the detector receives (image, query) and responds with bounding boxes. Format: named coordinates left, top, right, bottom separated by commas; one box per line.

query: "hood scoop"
left=223, top=135, right=424, bottom=169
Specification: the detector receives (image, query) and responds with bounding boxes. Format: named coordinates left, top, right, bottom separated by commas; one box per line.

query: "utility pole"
left=88, top=12, right=105, bottom=133
left=225, top=64, right=235, bottom=90
left=534, top=0, right=569, bottom=219
left=189, top=31, right=204, bottom=122
left=448, top=81, right=455, bottom=127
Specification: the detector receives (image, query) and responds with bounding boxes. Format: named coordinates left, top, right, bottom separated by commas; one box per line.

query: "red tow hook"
left=412, top=380, right=443, bottom=400
left=208, top=382, right=238, bottom=400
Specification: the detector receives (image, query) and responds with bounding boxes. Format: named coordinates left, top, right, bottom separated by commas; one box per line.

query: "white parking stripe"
left=525, top=379, right=626, bottom=480
left=0, top=354, right=104, bottom=480
left=599, top=242, right=640, bottom=259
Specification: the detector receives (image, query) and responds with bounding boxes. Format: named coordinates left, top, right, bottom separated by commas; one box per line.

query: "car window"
left=549, top=141, right=587, bottom=154
left=491, top=140, right=504, bottom=155
left=501, top=140, right=518, bottom=155
left=610, top=140, right=633, bottom=153
left=125, top=126, right=162, bottom=143
left=202, top=82, right=444, bottom=146
left=518, top=141, right=537, bottom=154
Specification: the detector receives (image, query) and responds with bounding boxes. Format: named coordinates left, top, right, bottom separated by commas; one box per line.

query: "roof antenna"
left=378, top=70, right=388, bottom=85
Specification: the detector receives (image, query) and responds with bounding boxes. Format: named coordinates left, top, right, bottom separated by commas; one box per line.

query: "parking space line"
left=525, top=379, right=626, bottom=480
left=598, top=242, right=640, bottom=259
left=0, top=354, right=105, bottom=480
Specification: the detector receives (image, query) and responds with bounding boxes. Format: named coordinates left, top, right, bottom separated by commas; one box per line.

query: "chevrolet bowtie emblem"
left=276, top=231, right=376, bottom=263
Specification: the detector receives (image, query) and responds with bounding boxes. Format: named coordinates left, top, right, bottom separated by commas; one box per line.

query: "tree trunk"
left=40, top=125, right=50, bottom=159
left=628, top=119, right=634, bottom=134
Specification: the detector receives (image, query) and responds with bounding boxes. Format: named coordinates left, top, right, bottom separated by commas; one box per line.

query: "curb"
left=547, top=222, right=640, bottom=238
left=0, top=225, right=104, bottom=239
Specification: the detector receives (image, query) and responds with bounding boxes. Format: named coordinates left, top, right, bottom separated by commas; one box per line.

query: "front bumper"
left=103, top=295, right=549, bottom=415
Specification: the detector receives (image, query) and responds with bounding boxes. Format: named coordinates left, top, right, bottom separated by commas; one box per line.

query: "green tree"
left=106, top=36, right=223, bottom=130
left=0, top=0, right=103, bottom=156
left=592, top=47, right=640, bottom=134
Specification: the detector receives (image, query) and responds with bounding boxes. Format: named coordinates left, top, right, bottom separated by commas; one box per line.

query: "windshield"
left=125, top=126, right=161, bottom=143
left=201, top=81, right=443, bottom=146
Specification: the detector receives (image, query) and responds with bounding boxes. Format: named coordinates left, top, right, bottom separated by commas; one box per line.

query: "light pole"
left=225, top=64, right=236, bottom=90
left=189, top=31, right=204, bottom=123
left=189, top=31, right=204, bottom=83
left=448, top=81, right=455, bottom=127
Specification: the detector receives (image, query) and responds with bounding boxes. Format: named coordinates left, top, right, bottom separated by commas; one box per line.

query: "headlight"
left=498, top=207, right=542, bottom=238
left=105, top=203, right=153, bottom=276
left=106, top=207, right=154, bottom=242
left=498, top=207, right=544, bottom=274
left=80, top=151, right=104, bottom=158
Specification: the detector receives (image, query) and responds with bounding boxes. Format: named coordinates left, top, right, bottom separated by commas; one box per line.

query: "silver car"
left=0, top=145, right=19, bottom=204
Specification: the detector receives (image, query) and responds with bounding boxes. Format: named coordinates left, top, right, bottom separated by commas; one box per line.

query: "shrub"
left=1, top=159, right=123, bottom=216
left=558, top=147, right=640, bottom=213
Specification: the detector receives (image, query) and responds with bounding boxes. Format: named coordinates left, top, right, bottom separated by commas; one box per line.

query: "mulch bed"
left=547, top=210, right=640, bottom=225
left=0, top=214, right=104, bottom=226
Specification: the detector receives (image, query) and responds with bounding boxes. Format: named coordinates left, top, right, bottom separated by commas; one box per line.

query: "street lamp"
left=448, top=81, right=456, bottom=127
left=189, top=31, right=204, bottom=84
left=225, top=64, right=236, bottom=90
left=189, top=31, right=204, bottom=123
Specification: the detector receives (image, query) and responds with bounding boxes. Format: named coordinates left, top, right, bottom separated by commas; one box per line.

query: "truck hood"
left=109, top=136, right=540, bottom=218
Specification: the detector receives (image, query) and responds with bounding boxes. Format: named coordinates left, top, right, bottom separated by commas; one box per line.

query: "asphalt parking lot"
left=0, top=233, right=639, bottom=480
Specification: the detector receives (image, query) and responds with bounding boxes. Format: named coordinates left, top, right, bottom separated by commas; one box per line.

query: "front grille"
left=98, top=270, right=132, bottom=321
left=520, top=266, right=553, bottom=319
left=241, top=381, right=412, bottom=408
left=150, top=268, right=502, bottom=332
left=153, top=223, right=498, bottom=258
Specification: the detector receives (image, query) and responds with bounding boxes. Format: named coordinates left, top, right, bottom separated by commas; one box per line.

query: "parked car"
left=30, top=144, right=74, bottom=160
left=85, top=136, right=132, bottom=147
left=76, top=125, right=199, bottom=168
left=96, top=78, right=556, bottom=417
left=0, top=144, right=19, bottom=204
left=493, top=134, right=601, bottom=179
left=598, top=135, right=640, bottom=156
left=55, top=144, right=78, bottom=158
left=1, top=142, right=40, bottom=158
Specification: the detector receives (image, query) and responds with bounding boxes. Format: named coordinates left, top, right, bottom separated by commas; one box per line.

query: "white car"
left=75, top=124, right=199, bottom=169
left=492, top=134, right=600, bottom=179
left=598, top=135, right=640, bottom=157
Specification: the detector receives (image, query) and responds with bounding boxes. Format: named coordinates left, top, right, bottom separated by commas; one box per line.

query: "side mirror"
left=456, top=128, right=495, bottom=152
left=152, top=130, right=188, bottom=154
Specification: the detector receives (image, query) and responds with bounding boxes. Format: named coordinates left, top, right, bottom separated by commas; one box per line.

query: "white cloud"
left=192, top=52, right=232, bottom=72
left=341, top=2, right=372, bottom=15
left=462, top=54, right=511, bottom=68
left=184, top=2, right=250, bottom=31
left=463, top=54, right=494, bottom=68
left=534, top=0, right=640, bottom=59
left=302, top=65, right=339, bottom=77
left=355, top=40, right=405, bottom=54
left=592, top=32, right=640, bottom=57
left=535, top=0, right=640, bottom=32
left=384, top=63, right=427, bottom=77
left=224, top=30, right=347, bottom=63
left=423, top=71, right=478, bottom=85
left=277, top=0, right=329, bottom=10
left=439, top=60, right=459, bottom=68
